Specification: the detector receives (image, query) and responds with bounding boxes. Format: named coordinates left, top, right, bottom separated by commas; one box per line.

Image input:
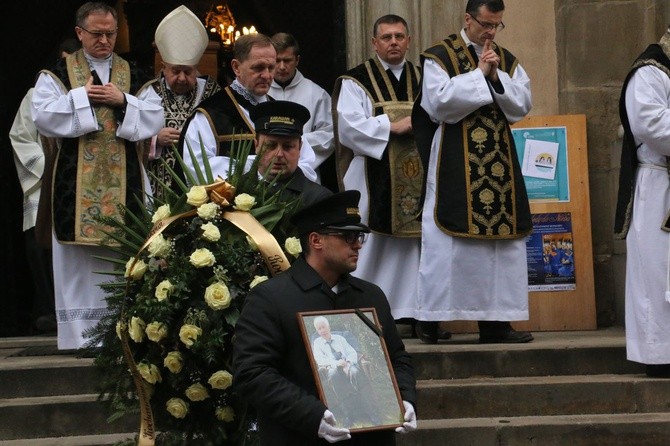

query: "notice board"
left=444, top=114, right=596, bottom=333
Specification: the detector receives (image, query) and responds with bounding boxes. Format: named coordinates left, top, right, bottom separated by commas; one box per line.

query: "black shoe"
left=478, top=321, right=533, bottom=344
left=479, top=330, right=534, bottom=343
left=34, top=314, right=57, bottom=333
left=646, top=364, right=670, bottom=378
left=438, top=328, right=452, bottom=340
left=415, top=321, right=438, bottom=344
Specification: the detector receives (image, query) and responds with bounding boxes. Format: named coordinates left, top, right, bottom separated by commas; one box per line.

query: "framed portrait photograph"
left=297, top=308, right=405, bottom=432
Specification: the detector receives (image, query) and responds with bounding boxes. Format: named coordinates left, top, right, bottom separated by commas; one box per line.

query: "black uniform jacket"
left=233, top=257, right=416, bottom=445
left=273, top=168, right=333, bottom=206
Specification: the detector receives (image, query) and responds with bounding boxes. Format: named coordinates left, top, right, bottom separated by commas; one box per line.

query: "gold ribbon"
left=222, top=210, right=289, bottom=275
left=121, top=179, right=289, bottom=445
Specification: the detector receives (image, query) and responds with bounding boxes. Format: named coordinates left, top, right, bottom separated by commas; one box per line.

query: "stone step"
left=4, top=373, right=664, bottom=440
left=0, top=394, right=135, bottom=441
left=2, top=329, right=658, bottom=444
left=0, top=330, right=640, bottom=397
left=0, top=356, right=95, bottom=398
left=406, top=328, right=644, bottom=380
left=416, top=373, right=670, bottom=419
left=397, top=413, right=670, bottom=446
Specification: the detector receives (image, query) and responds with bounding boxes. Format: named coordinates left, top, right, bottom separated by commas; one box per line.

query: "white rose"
left=190, top=248, right=216, bottom=268
left=234, top=193, right=256, bottom=211
left=145, top=321, right=168, bottom=343
left=197, top=202, right=219, bottom=220
left=208, top=370, right=233, bottom=390
left=186, top=186, right=209, bottom=207
left=204, top=282, right=232, bottom=310
left=148, top=234, right=171, bottom=258
left=201, top=222, right=221, bottom=242
left=185, top=383, right=209, bottom=401
left=124, top=257, right=148, bottom=281
left=284, top=237, right=302, bottom=257
left=151, top=204, right=171, bottom=223
left=249, top=275, right=268, bottom=289
left=179, top=324, right=202, bottom=348
left=137, top=362, right=162, bottom=384
left=164, top=351, right=184, bottom=374
left=215, top=406, right=235, bottom=422
left=166, top=398, right=189, bottom=419
left=155, top=279, right=174, bottom=301
left=128, top=316, right=146, bottom=343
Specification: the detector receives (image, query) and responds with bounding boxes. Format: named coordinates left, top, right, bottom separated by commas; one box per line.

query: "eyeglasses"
left=469, top=14, right=505, bottom=32
left=79, top=26, right=118, bottom=40
left=377, top=32, right=407, bottom=43
left=320, top=231, right=367, bottom=245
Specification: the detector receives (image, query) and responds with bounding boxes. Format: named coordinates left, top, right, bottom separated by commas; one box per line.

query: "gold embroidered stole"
left=333, top=59, right=423, bottom=236
left=67, top=51, right=130, bottom=244
left=363, top=58, right=423, bottom=237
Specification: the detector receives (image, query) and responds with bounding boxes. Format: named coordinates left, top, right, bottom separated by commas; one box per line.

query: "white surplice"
left=417, top=31, right=532, bottom=322
left=336, top=59, right=420, bottom=320
left=10, top=88, right=43, bottom=232
left=270, top=70, right=334, bottom=170
left=183, top=93, right=317, bottom=181
left=32, top=55, right=163, bottom=349
left=623, top=65, right=670, bottom=364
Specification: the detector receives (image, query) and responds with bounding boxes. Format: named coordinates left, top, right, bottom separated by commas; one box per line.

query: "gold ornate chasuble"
left=420, top=34, right=532, bottom=239
left=333, top=58, right=424, bottom=237
left=63, top=50, right=131, bottom=245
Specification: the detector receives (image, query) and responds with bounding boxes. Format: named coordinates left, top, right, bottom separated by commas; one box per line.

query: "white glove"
left=318, top=409, right=351, bottom=443
left=395, top=400, right=417, bottom=434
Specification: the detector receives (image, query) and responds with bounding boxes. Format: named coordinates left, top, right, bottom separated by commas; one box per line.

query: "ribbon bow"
left=206, top=177, right=236, bottom=207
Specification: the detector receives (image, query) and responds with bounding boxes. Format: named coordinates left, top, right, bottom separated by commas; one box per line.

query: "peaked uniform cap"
left=290, top=190, right=371, bottom=235
left=249, top=100, right=311, bottom=137
left=155, top=5, right=208, bottom=66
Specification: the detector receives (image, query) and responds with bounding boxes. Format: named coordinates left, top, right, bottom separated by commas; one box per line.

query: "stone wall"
left=343, top=0, right=670, bottom=327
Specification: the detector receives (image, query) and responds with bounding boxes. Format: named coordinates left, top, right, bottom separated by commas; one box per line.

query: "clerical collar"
left=84, top=51, right=113, bottom=64
left=377, top=55, right=405, bottom=80
left=230, top=79, right=266, bottom=106
left=84, top=51, right=113, bottom=84
left=461, top=28, right=483, bottom=56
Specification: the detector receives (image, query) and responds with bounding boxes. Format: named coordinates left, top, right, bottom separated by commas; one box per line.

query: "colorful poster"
left=512, top=126, right=569, bottom=201
left=526, top=212, right=576, bottom=292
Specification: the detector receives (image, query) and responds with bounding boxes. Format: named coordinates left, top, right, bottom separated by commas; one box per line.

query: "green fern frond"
left=147, top=168, right=181, bottom=204
left=131, top=193, right=154, bottom=223
left=123, top=202, right=152, bottom=234
left=92, top=255, right=130, bottom=266
left=184, top=136, right=208, bottom=185
left=198, top=134, right=215, bottom=184
left=171, top=144, right=198, bottom=189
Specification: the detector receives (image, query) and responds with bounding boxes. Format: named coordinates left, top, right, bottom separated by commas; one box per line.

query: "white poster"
left=521, top=139, right=559, bottom=180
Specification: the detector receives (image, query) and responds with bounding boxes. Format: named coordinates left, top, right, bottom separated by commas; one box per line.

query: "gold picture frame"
left=297, top=308, right=404, bottom=432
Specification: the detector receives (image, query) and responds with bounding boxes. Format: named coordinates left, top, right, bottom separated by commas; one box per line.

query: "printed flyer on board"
left=526, top=212, right=576, bottom=292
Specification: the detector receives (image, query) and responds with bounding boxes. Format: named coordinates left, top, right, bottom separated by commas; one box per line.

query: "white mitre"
left=155, top=5, right=208, bottom=66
